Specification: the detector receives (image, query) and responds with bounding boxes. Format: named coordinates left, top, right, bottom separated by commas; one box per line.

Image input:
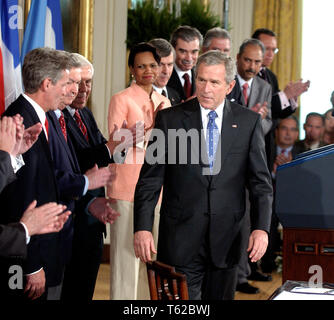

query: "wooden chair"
left=146, top=260, right=189, bottom=300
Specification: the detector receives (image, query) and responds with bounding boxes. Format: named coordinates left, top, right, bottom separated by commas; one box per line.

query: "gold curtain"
left=252, top=0, right=303, bottom=91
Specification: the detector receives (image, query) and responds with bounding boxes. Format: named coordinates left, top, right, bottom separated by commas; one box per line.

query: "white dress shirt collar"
left=200, top=100, right=225, bottom=135
left=174, top=64, right=192, bottom=86
left=22, top=93, right=48, bottom=139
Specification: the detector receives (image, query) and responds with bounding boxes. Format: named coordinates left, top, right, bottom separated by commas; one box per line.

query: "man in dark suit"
left=167, top=26, right=202, bottom=101
left=61, top=53, right=139, bottom=300
left=252, top=28, right=310, bottom=120
left=46, top=58, right=118, bottom=299
left=0, top=116, right=70, bottom=260
left=0, top=48, right=72, bottom=300
left=133, top=51, right=273, bottom=300
left=149, top=38, right=182, bottom=106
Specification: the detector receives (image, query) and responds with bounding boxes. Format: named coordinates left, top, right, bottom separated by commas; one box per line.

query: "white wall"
left=210, top=0, right=254, bottom=58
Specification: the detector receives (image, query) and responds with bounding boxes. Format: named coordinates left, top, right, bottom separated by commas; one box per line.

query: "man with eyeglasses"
left=252, top=28, right=310, bottom=119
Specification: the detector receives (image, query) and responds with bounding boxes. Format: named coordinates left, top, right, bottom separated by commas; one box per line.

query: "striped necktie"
left=74, top=110, right=88, bottom=142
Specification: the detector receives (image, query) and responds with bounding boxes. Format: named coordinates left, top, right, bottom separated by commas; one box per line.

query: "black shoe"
left=248, top=271, right=272, bottom=282
left=236, top=282, right=260, bottom=294
left=261, top=261, right=277, bottom=274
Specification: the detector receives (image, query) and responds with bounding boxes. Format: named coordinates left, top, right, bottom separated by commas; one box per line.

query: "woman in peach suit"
left=108, top=43, right=171, bottom=300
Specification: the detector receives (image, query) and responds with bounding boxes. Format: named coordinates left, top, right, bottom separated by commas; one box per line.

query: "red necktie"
left=183, top=73, right=191, bottom=99
left=44, top=118, right=49, bottom=139
left=74, top=110, right=88, bottom=141
left=59, top=113, right=67, bottom=142
left=242, top=83, right=249, bottom=106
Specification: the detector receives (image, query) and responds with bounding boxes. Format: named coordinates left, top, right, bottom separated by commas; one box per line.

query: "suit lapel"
left=181, top=99, right=210, bottom=184
left=248, top=77, right=260, bottom=108
left=20, top=98, right=54, bottom=167
left=211, top=100, right=239, bottom=185
left=63, top=108, right=91, bottom=148
left=47, top=111, right=80, bottom=172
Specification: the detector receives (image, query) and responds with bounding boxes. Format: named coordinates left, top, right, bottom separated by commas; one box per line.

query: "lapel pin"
left=232, top=124, right=237, bottom=128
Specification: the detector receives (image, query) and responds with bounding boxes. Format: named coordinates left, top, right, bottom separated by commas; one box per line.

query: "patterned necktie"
left=206, top=110, right=219, bottom=171
left=74, top=110, right=88, bottom=141
left=242, top=83, right=249, bottom=106
left=59, top=113, right=67, bottom=142
left=44, top=118, right=49, bottom=139
left=183, top=73, right=191, bottom=99
left=161, top=89, right=167, bottom=97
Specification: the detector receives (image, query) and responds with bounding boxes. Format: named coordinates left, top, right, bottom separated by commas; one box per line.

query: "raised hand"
left=0, top=116, right=17, bottom=154
left=85, top=164, right=115, bottom=190
left=20, top=200, right=71, bottom=236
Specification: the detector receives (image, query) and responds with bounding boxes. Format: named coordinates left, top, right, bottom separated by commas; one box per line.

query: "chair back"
left=146, top=260, right=189, bottom=300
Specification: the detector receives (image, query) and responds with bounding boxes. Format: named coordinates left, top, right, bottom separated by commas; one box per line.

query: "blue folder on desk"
left=275, top=144, right=334, bottom=229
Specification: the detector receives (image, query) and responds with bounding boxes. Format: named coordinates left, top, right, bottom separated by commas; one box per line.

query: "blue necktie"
left=207, top=110, right=219, bottom=171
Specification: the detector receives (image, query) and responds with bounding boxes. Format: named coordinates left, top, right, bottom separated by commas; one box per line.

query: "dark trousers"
left=61, top=214, right=104, bottom=301
left=174, top=237, right=238, bottom=300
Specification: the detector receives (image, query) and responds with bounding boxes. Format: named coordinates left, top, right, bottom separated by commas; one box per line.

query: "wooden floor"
left=93, top=263, right=283, bottom=300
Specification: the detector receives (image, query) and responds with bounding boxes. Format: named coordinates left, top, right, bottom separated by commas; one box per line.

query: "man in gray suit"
left=227, top=39, right=272, bottom=135
left=227, top=39, right=273, bottom=294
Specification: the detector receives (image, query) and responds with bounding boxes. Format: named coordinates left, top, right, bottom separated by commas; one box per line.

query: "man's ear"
left=40, top=78, right=52, bottom=92
left=226, top=79, right=236, bottom=95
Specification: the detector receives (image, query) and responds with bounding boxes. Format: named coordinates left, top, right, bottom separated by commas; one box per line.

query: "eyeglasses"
left=266, top=47, right=279, bottom=55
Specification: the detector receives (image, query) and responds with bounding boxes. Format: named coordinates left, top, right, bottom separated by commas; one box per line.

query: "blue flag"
left=21, top=0, right=64, bottom=65
left=0, top=0, right=22, bottom=112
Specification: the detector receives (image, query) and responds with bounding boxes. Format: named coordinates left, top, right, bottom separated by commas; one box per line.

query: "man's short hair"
left=305, top=112, right=325, bottom=125
left=149, top=38, right=175, bottom=59
left=22, top=47, right=70, bottom=94
left=252, top=28, right=277, bottom=39
left=324, top=108, right=334, bottom=119
left=202, top=27, right=231, bottom=49
left=276, top=115, right=299, bottom=129
left=195, top=50, right=236, bottom=84
left=71, top=53, right=94, bottom=75
left=238, top=38, right=265, bottom=56
left=170, top=25, right=203, bottom=48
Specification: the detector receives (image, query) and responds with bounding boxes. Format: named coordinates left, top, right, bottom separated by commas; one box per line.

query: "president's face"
left=196, top=63, right=235, bottom=110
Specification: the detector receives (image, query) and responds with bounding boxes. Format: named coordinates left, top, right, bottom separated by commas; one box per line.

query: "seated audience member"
left=294, top=112, right=325, bottom=154
left=322, top=108, right=334, bottom=145
left=108, top=43, right=171, bottom=300
left=149, top=38, right=181, bottom=105
left=261, top=116, right=299, bottom=274
left=202, top=27, right=232, bottom=55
